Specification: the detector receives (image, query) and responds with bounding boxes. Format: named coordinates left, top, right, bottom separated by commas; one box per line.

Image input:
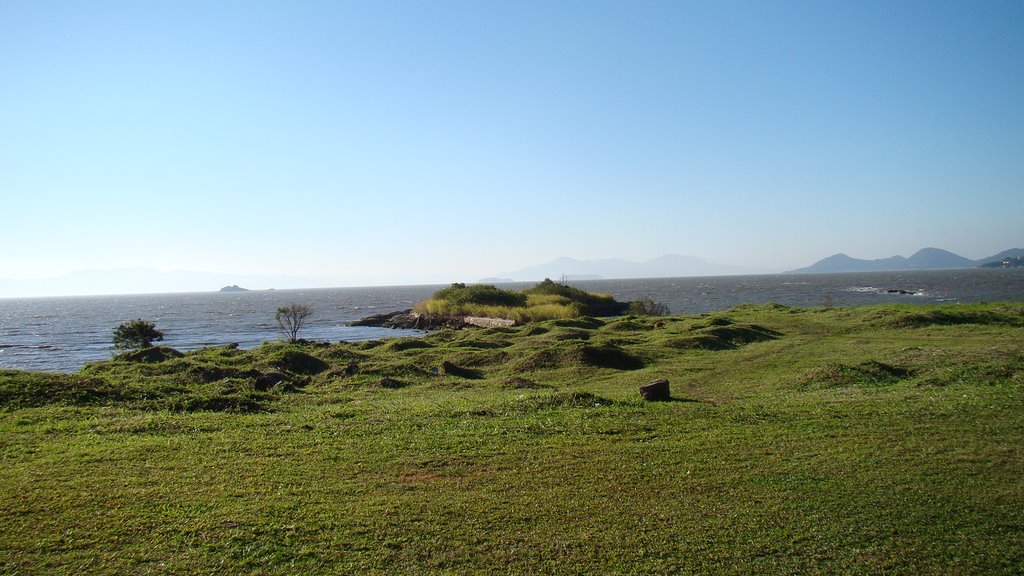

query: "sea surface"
left=1, top=269, right=1022, bottom=373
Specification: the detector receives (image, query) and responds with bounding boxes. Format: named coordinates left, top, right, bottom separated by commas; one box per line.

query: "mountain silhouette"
left=787, top=247, right=1012, bottom=274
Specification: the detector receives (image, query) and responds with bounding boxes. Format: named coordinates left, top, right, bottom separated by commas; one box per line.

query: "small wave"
left=845, top=286, right=926, bottom=297
left=0, top=343, right=66, bottom=351
left=882, top=288, right=927, bottom=296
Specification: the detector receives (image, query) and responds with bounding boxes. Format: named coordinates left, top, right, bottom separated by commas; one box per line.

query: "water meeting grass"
left=1, top=302, right=1022, bottom=574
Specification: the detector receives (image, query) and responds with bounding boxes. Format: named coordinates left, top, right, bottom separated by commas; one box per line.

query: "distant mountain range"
left=787, top=248, right=1024, bottom=274
left=483, top=255, right=759, bottom=283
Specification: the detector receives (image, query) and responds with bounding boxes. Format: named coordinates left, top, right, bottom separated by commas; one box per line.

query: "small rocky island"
left=219, top=285, right=250, bottom=292
left=352, top=279, right=657, bottom=330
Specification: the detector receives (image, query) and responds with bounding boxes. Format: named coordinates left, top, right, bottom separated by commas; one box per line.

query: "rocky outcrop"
left=350, top=310, right=469, bottom=330
left=464, top=316, right=516, bottom=328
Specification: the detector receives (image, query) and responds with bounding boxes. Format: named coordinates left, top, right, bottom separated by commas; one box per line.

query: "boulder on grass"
left=639, top=379, right=671, bottom=401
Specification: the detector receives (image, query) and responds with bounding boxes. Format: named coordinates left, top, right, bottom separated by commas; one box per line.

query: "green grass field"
left=2, top=303, right=1022, bottom=574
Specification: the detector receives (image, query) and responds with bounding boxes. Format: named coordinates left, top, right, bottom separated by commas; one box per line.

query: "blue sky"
left=2, top=0, right=1022, bottom=295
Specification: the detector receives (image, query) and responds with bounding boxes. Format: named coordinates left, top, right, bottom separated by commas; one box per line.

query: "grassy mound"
left=0, top=371, right=125, bottom=409
left=115, top=345, right=184, bottom=363
left=414, top=279, right=628, bottom=322
left=882, top=304, right=1024, bottom=328
left=799, top=360, right=914, bottom=389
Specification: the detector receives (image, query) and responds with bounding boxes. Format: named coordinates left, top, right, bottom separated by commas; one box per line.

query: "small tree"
left=276, top=303, right=312, bottom=343
left=113, top=319, right=164, bottom=350
left=628, top=298, right=670, bottom=316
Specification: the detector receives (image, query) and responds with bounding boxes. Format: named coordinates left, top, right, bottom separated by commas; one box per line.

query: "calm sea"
left=1, top=269, right=1022, bottom=373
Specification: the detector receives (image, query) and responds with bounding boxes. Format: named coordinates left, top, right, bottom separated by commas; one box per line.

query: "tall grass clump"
left=524, top=278, right=627, bottom=316
left=431, top=283, right=527, bottom=307
left=413, top=280, right=623, bottom=323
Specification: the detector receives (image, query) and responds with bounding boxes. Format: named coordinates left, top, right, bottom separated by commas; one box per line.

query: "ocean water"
left=1, top=269, right=1021, bottom=373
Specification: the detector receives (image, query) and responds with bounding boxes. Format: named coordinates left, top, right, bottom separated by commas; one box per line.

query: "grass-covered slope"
left=1, top=302, right=1023, bottom=574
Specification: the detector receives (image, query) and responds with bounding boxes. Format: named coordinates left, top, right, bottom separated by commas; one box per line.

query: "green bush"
left=415, top=279, right=629, bottom=321
left=628, top=298, right=670, bottom=316
left=432, top=283, right=528, bottom=307
left=113, top=319, right=164, bottom=350
left=524, top=279, right=626, bottom=316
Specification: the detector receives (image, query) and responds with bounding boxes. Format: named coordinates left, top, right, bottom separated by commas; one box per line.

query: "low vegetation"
left=413, top=278, right=630, bottom=322
left=1, top=302, right=1023, bottom=574
left=276, top=303, right=313, bottom=343
left=112, top=319, right=164, bottom=350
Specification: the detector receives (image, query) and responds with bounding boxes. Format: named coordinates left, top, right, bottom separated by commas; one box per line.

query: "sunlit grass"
left=2, top=302, right=1023, bottom=574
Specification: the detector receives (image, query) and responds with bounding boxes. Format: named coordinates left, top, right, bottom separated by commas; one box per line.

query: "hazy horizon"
left=3, top=1, right=1021, bottom=298
left=2, top=245, right=1019, bottom=299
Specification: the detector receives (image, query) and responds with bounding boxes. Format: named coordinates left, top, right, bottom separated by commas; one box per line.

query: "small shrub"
left=524, top=279, right=627, bottom=316
left=629, top=298, right=670, bottom=316
left=432, top=283, right=528, bottom=307
left=113, top=319, right=164, bottom=350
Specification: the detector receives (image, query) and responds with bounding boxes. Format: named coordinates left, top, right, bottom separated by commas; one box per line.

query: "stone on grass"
left=639, top=379, right=671, bottom=401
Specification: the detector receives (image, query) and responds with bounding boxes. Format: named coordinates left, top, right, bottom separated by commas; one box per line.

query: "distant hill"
left=486, top=255, right=756, bottom=283
left=787, top=248, right=1018, bottom=274
left=219, top=285, right=250, bottom=292
left=980, top=256, right=1024, bottom=269
left=975, top=248, right=1024, bottom=266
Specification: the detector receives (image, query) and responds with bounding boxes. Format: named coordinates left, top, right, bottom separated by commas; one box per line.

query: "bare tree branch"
left=276, top=304, right=312, bottom=343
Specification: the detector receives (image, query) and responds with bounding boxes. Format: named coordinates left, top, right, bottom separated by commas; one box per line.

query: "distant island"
left=787, top=248, right=1024, bottom=274
left=219, top=285, right=250, bottom=292
left=980, top=256, right=1024, bottom=269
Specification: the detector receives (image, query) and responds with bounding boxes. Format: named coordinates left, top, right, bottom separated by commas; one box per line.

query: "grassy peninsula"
left=2, top=302, right=1023, bottom=574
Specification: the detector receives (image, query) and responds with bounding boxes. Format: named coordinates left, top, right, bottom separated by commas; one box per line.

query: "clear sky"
left=2, top=0, right=1022, bottom=295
